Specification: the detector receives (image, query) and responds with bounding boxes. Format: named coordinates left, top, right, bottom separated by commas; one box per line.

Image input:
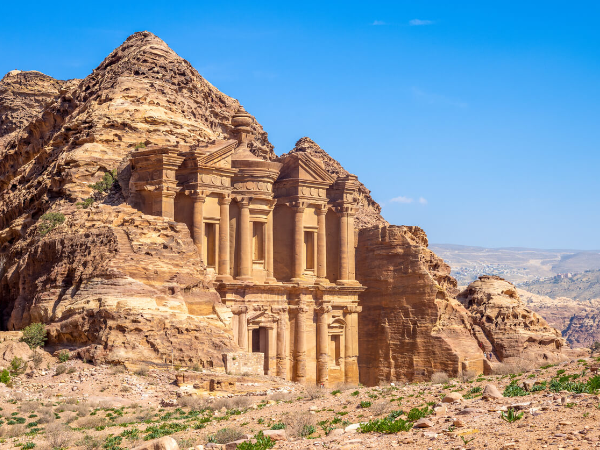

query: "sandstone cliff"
left=458, top=276, right=576, bottom=373
left=0, top=70, right=78, bottom=151
left=356, top=225, right=483, bottom=385
left=280, top=137, right=388, bottom=229
left=0, top=31, right=282, bottom=366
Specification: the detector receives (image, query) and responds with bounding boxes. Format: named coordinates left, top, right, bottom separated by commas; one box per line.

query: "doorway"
left=251, top=327, right=269, bottom=374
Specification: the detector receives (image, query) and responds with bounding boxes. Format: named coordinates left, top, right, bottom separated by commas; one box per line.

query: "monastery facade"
left=128, top=106, right=364, bottom=386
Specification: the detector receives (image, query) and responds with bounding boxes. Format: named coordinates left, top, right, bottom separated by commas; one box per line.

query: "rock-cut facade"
left=128, top=106, right=364, bottom=386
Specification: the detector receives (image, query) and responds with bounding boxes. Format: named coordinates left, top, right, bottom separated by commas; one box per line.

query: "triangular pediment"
left=277, top=153, right=336, bottom=184
left=199, top=140, right=237, bottom=167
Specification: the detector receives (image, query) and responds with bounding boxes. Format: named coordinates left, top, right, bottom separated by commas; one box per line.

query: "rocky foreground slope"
left=0, top=340, right=599, bottom=450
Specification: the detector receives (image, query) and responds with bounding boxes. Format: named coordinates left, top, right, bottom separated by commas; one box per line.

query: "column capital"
left=230, top=305, right=248, bottom=314
left=344, top=305, right=362, bottom=314
left=271, top=306, right=288, bottom=314
left=290, top=201, right=308, bottom=212
left=189, top=191, right=207, bottom=202
left=235, top=196, right=252, bottom=207
left=315, top=304, right=333, bottom=315
left=218, top=194, right=232, bottom=205
left=289, top=304, right=309, bottom=314
left=316, top=203, right=328, bottom=215
left=334, top=205, right=357, bottom=216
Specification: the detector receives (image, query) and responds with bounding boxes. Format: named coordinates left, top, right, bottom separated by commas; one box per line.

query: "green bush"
left=0, top=369, right=10, bottom=385
left=237, top=432, right=275, bottom=450
left=359, top=401, right=372, bottom=408
left=134, top=142, right=146, bottom=149
left=9, top=357, right=28, bottom=376
left=77, top=197, right=94, bottom=209
left=503, top=382, right=528, bottom=397
left=406, top=406, right=431, bottom=421
left=359, top=417, right=413, bottom=433
left=38, top=212, right=65, bottom=236
left=21, top=323, right=47, bottom=350
left=90, top=169, right=117, bottom=193
left=57, top=350, right=70, bottom=363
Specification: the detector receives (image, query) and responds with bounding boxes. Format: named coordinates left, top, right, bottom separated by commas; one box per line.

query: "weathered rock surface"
left=0, top=70, right=78, bottom=150
left=1, top=202, right=237, bottom=366
left=458, top=276, right=577, bottom=372
left=520, top=289, right=600, bottom=348
left=356, top=225, right=483, bottom=385
left=0, top=32, right=282, bottom=365
left=280, top=137, right=387, bottom=229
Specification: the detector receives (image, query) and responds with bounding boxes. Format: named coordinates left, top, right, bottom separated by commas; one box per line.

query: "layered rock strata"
left=458, top=276, right=574, bottom=372
left=356, top=225, right=483, bottom=385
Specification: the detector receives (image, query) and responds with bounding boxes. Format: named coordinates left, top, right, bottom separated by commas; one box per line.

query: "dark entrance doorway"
left=251, top=327, right=269, bottom=374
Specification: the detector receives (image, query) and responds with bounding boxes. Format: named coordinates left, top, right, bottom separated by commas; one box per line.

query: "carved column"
left=191, top=194, right=206, bottom=262
left=234, top=306, right=248, bottom=350
left=292, top=204, right=305, bottom=282
left=238, top=199, right=253, bottom=281
left=265, top=204, right=276, bottom=283
left=267, top=326, right=276, bottom=375
left=155, top=190, right=177, bottom=221
left=316, top=205, right=327, bottom=282
left=274, top=307, right=288, bottom=379
left=348, top=211, right=356, bottom=281
left=217, top=196, right=232, bottom=281
left=316, top=305, right=332, bottom=386
left=338, top=208, right=349, bottom=283
left=344, top=305, right=361, bottom=384
left=294, top=304, right=308, bottom=383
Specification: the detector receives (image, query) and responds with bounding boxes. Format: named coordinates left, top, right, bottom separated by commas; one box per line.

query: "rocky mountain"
left=520, top=270, right=600, bottom=302
left=280, top=137, right=388, bottom=229
left=457, top=276, right=580, bottom=373
left=0, top=31, right=283, bottom=366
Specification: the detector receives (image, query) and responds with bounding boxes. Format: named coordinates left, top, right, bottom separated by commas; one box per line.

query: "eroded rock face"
left=0, top=70, right=79, bottom=150
left=458, top=276, right=572, bottom=371
left=0, top=202, right=237, bottom=366
left=356, top=225, right=483, bottom=385
left=280, top=137, right=388, bottom=229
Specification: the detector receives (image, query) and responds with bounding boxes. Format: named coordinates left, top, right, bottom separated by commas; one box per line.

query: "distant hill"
left=430, top=244, right=600, bottom=285
left=520, top=270, right=600, bottom=302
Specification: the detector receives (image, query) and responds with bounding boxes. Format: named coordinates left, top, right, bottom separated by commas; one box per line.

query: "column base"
left=215, top=274, right=234, bottom=282
left=264, top=277, right=278, bottom=284
left=315, top=278, right=330, bottom=285
left=290, top=277, right=304, bottom=283
left=236, top=276, right=254, bottom=282
left=336, top=279, right=361, bottom=286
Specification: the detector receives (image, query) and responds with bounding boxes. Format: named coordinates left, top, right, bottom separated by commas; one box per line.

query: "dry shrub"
left=303, top=384, right=325, bottom=400
left=76, top=415, right=107, bottom=429
left=370, top=400, right=391, bottom=416
left=78, top=434, right=103, bottom=450
left=8, top=392, right=25, bottom=402
left=284, top=411, right=316, bottom=438
left=110, top=365, right=127, bottom=374
left=212, top=427, right=245, bottom=444
left=460, top=370, right=479, bottom=382
left=63, top=411, right=79, bottom=424
left=230, top=396, right=253, bottom=409
left=45, top=423, right=74, bottom=449
left=430, top=371, right=450, bottom=384
left=134, top=409, right=156, bottom=422
left=20, top=400, right=42, bottom=413
left=64, top=397, right=79, bottom=405
left=268, top=392, right=293, bottom=402
left=134, top=365, right=149, bottom=376
left=333, top=382, right=356, bottom=392
left=494, top=359, right=536, bottom=375
left=177, top=395, right=208, bottom=410
left=37, top=406, right=55, bottom=424
left=0, top=424, right=26, bottom=438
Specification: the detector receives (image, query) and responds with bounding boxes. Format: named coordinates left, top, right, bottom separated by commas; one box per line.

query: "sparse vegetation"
left=58, top=350, right=70, bottom=363
left=37, top=212, right=65, bottom=236
left=21, top=323, right=47, bottom=351
left=430, top=371, right=450, bottom=384
left=501, top=408, right=524, bottom=423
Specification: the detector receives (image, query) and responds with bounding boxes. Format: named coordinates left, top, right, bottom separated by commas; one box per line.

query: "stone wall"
left=223, top=352, right=264, bottom=376
left=356, top=225, right=483, bottom=385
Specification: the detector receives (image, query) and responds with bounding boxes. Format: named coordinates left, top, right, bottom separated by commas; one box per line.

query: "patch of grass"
left=501, top=408, right=524, bottom=423
left=237, top=431, right=275, bottom=450
left=359, top=417, right=413, bottom=433
left=503, top=382, right=528, bottom=397
left=406, top=407, right=431, bottom=421
left=143, top=422, right=187, bottom=440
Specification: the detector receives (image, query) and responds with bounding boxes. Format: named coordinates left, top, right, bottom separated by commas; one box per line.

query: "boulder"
left=482, top=384, right=503, bottom=400
left=442, top=392, right=463, bottom=403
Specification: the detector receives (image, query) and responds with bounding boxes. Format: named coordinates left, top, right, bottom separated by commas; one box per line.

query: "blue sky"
left=1, top=1, right=599, bottom=249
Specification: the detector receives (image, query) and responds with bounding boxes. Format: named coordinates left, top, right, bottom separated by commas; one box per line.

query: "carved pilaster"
left=216, top=195, right=232, bottom=281
left=316, top=304, right=332, bottom=386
